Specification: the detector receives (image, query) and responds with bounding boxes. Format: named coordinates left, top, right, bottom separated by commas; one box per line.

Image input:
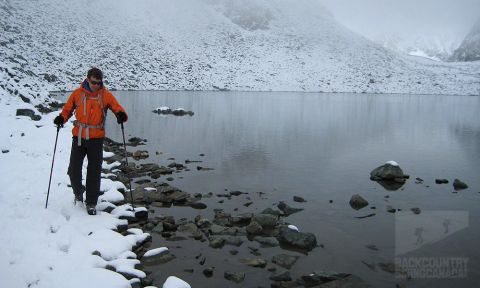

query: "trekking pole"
left=120, top=122, right=135, bottom=209
left=45, top=126, right=61, bottom=209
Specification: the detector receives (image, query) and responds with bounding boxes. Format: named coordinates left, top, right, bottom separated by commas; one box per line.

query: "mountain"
left=1, top=0, right=479, bottom=104
left=451, top=19, right=480, bottom=61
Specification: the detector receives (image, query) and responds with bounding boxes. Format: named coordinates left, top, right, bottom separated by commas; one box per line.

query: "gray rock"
left=277, top=201, right=304, bottom=216
left=224, top=271, right=245, bottom=283
left=293, top=196, right=306, bottom=202
left=209, top=235, right=244, bottom=247
left=301, top=271, right=351, bottom=286
left=349, top=194, right=369, bottom=210
left=370, top=163, right=409, bottom=190
left=189, top=202, right=207, bottom=209
left=411, top=208, right=421, bottom=215
left=252, top=236, right=279, bottom=247
left=272, top=254, right=299, bottom=269
left=142, top=250, right=175, bottom=265
left=132, top=150, right=149, bottom=160
left=231, top=213, right=253, bottom=225
left=453, top=179, right=468, bottom=190
left=261, top=208, right=283, bottom=216
left=246, top=221, right=263, bottom=235
left=239, top=258, right=267, bottom=268
left=269, top=271, right=292, bottom=281
left=277, top=226, right=317, bottom=251
left=203, top=267, right=214, bottom=277
left=253, top=214, right=278, bottom=227
left=435, top=179, right=449, bottom=184
left=16, top=109, right=41, bottom=121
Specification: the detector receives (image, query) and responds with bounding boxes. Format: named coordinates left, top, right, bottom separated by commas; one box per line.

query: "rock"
left=2, top=150, right=9, bottom=153
left=386, top=205, right=396, bottom=213
left=270, top=271, right=292, bottom=282
left=453, top=179, right=468, bottom=190
left=435, top=179, right=449, bottom=184
left=231, top=213, right=253, bottom=225
left=411, top=208, right=421, bottom=215
left=253, top=214, right=278, bottom=227
left=162, top=276, right=191, bottom=288
left=315, top=275, right=369, bottom=288
left=209, top=237, right=225, bottom=248
left=349, top=194, right=369, bottom=210
left=132, top=150, right=149, bottom=160
left=16, top=109, right=41, bottom=121
left=277, top=201, right=303, bottom=216
left=189, top=202, right=207, bottom=209
left=293, top=196, right=306, bottom=202
left=229, top=190, right=246, bottom=196
left=246, top=221, right=263, bottom=235
left=261, top=208, right=283, bottom=216
left=271, top=254, right=299, bottom=269
left=224, top=271, right=245, bottom=283
left=203, top=267, right=214, bottom=277
left=239, top=258, right=267, bottom=268
left=370, top=162, right=409, bottom=190
left=209, top=235, right=244, bottom=247
left=134, top=209, right=148, bottom=220
left=152, top=223, right=164, bottom=233
left=142, top=250, right=175, bottom=265
left=301, top=271, right=351, bottom=286
left=277, top=226, right=317, bottom=251
left=252, top=236, right=279, bottom=247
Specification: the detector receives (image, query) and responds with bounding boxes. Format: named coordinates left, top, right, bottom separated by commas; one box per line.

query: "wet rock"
left=270, top=271, right=292, bottom=282
left=142, top=250, right=175, bottom=265
left=261, top=208, right=283, bottom=216
left=301, top=271, right=351, bottom=286
left=293, top=196, right=306, bottom=202
left=349, top=194, right=369, bottom=210
left=277, top=202, right=303, bottom=216
left=239, top=258, right=267, bottom=268
left=209, top=235, right=244, bottom=247
left=197, top=166, right=214, bottom=171
left=224, top=271, right=245, bottom=283
left=152, top=223, right=164, bottom=234
left=246, top=221, right=263, bottom=235
left=132, top=150, right=149, bottom=160
left=168, top=162, right=186, bottom=170
left=435, top=179, right=449, bottom=184
left=134, top=209, right=148, bottom=221
left=128, top=137, right=146, bottom=146
left=16, top=109, right=41, bottom=121
left=370, top=162, right=409, bottom=190
left=178, top=223, right=203, bottom=239
left=231, top=213, right=253, bottom=225
left=203, top=267, right=214, bottom=277
left=386, top=205, right=396, bottom=213
left=253, top=214, right=278, bottom=227
left=252, top=236, right=279, bottom=247
left=189, top=202, right=207, bottom=209
left=209, top=237, right=226, bottom=248
left=411, top=208, right=421, bottom=215
left=277, top=226, right=317, bottom=251
left=272, top=254, right=299, bottom=269
left=453, top=179, right=468, bottom=190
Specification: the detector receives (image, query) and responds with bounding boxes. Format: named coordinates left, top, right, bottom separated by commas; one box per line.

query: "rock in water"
left=224, top=271, right=245, bottom=283
left=277, top=226, right=317, bottom=251
left=349, top=194, right=369, bottom=210
left=370, top=161, right=409, bottom=190
left=453, top=179, right=468, bottom=190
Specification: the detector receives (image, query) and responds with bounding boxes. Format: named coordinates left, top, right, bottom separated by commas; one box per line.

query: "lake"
left=66, top=91, right=480, bottom=287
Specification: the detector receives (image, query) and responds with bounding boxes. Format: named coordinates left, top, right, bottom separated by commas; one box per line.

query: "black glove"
left=53, top=115, right=64, bottom=127
left=116, top=111, right=127, bottom=124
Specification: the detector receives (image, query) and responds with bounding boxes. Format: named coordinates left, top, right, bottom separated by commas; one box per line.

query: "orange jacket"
left=60, top=80, right=127, bottom=139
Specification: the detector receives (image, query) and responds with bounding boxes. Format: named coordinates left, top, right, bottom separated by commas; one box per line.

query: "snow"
left=162, top=276, right=191, bottom=288
left=143, top=247, right=169, bottom=258
left=288, top=224, right=299, bottom=232
left=385, top=160, right=399, bottom=166
left=408, top=50, right=441, bottom=61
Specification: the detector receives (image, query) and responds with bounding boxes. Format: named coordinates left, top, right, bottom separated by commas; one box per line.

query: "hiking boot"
left=86, top=203, right=97, bottom=215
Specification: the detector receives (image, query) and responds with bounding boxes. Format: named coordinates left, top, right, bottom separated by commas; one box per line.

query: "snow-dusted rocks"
left=162, top=276, right=191, bottom=288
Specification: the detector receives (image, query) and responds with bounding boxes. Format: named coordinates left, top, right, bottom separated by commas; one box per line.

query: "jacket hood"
left=81, top=79, right=104, bottom=94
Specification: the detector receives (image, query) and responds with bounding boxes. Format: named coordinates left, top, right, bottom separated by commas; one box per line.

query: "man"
left=54, top=68, right=128, bottom=215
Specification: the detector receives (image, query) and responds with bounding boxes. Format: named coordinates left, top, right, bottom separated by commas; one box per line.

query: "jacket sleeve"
left=105, top=90, right=128, bottom=120
left=60, top=91, right=77, bottom=122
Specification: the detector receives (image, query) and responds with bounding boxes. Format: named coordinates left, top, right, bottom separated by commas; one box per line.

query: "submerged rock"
left=277, top=201, right=304, bottom=216
left=271, top=254, right=299, bottom=269
left=224, top=271, right=245, bottom=283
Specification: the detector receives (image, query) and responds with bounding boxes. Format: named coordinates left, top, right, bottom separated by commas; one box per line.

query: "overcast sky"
left=319, top=0, right=480, bottom=49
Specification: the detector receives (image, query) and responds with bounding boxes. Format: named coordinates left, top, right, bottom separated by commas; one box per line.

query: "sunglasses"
left=90, top=79, right=102, bottom=86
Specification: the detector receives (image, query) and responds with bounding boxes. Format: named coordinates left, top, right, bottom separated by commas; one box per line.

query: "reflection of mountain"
left=451, top=20, right=480, bottom=61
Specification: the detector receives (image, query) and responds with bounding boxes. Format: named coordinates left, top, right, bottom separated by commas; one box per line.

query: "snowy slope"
left=451, top=19, right=480, bottom=61
left=1, top=0, right=479, bottom=101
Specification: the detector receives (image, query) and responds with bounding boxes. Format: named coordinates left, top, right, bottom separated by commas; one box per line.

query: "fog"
left=319, top=0, right=480, bottom=55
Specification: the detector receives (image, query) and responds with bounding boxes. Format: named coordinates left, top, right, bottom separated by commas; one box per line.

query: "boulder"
left=349, top=194, right=369, bottom=210
left=277, top=201, right=303, bottom=216
left=224, top=271, right=245, bottom=283
left=271, top=254, right=299, bottom=269
left=277, top=226, right=317, bottom=251
left=16, top=109, right=41, bottom=121
left=453, top=179, right=468, bottom=190
left=239, top=258, right=267, bottom=268
left=370, top=161, right=409, bottom=190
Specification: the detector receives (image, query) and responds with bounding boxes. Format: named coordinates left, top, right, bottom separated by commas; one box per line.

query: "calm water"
left=67, top=91, right=480, bottom=287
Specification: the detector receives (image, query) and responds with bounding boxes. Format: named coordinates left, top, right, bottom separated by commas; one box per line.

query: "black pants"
left=68, top=137, right=104, bottom=205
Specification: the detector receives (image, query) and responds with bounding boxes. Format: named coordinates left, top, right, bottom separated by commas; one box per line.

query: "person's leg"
left=85, top=137, right=104, bottom=205
left=68, top=137, right=87, bottom=199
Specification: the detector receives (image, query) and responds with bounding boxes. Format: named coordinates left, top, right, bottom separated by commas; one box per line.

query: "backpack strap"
left=74, top=92, right=106, bottom=146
